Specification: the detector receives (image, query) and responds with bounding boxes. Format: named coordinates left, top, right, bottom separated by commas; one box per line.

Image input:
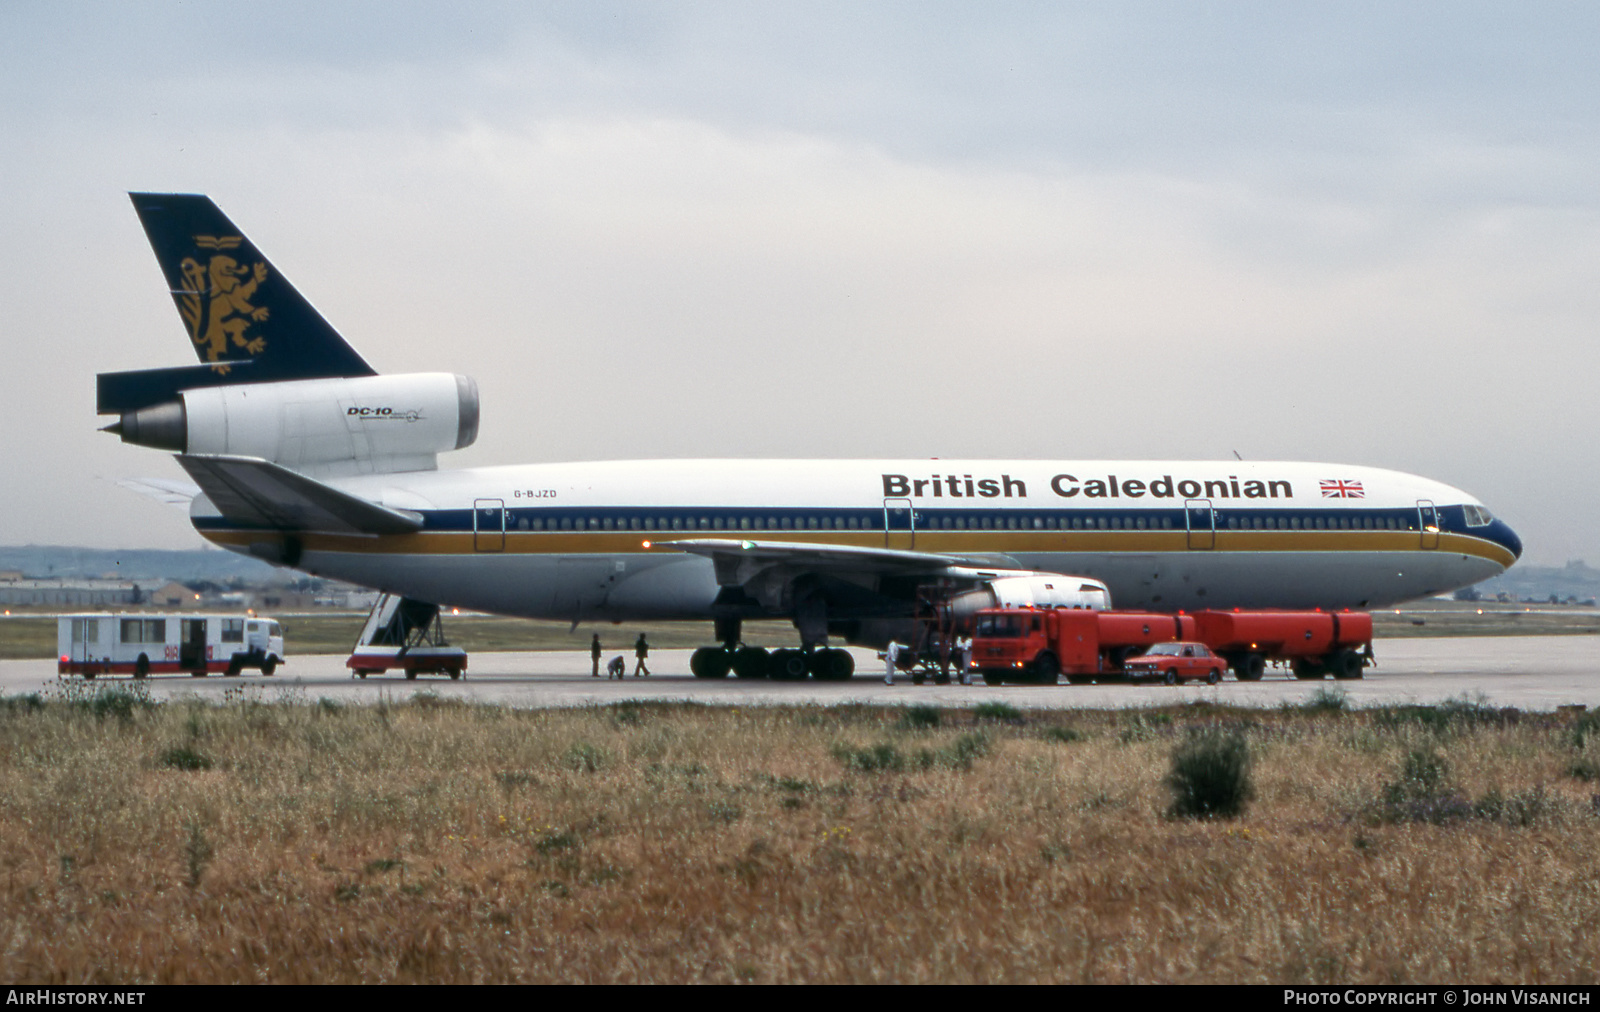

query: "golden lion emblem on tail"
left=177, top=235, right=268, bottom=373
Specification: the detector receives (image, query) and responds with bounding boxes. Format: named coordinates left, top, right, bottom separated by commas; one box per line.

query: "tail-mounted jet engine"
left=107, top=372, right=478, bottom=477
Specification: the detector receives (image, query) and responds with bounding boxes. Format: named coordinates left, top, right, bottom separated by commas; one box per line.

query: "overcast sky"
left=0, top=3, right=1595, bottom=566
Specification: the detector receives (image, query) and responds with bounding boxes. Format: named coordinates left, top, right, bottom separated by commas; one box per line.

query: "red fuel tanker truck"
left=970, top=607, right=1372, bottom=684
left=1193, top=609, right=1372, bottom=681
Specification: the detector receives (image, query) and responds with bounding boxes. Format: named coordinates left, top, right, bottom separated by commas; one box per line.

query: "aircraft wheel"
left=770, top=649, right=808, bottom=680
left=810, top=649, right=854, bottom=681
left=732, top=647, right=769, bottom=679
left=690, top=647, right=727, bottom=679
left=829, top=649, right=855, bottom=680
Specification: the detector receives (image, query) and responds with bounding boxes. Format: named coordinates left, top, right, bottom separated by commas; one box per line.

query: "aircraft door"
left=1185, top=499, right=1215, bottom=550
left=1417, top=500, right=1439, bottom=550
left=883, top=498, right=916, bottom=550
left=474, top=499, right=506, bottom=552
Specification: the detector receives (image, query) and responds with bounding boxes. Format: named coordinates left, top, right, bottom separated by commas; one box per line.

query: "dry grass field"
left=3, top=687, right=1600, bottom=984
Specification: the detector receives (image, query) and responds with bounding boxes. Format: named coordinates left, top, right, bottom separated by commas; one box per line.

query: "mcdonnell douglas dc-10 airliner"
left=101, top=194, right=1521, bottom=680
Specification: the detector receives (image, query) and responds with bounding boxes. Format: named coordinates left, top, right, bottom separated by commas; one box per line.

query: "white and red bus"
left=58, top=613, right=285, bottom=678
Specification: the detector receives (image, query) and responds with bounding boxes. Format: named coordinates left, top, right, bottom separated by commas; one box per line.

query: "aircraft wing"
left=654, top=538, right=1027, bottom=587
left=176, top=454, right=424, bottom=535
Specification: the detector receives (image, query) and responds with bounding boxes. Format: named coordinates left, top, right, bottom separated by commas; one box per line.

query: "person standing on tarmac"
left=591, top=633, right=602, bottom=677
left=884, top=640, right=901, bottom=686
left=957, top=634, right=973, bottom=685
left=633, top=633, right=651, bottom=677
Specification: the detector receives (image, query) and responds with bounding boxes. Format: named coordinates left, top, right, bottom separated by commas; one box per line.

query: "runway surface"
left=7, top=635, right=1599, bottom=710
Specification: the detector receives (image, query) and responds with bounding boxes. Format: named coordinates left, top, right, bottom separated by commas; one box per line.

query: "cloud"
left=0, top=5, right=1596, bottom=563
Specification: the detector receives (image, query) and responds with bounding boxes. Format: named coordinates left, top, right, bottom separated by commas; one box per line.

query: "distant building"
left=0, top=580, right=142, bottom=607
left=147, top=581, right=200, bottom=608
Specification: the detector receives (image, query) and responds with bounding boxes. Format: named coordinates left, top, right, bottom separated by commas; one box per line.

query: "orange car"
left=1123, top=642, right=1227, bottom=685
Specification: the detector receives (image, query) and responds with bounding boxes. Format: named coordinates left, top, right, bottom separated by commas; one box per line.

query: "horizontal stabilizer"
left=97, top=362, right=264, bottom=414
left=115, top=476, right=200, bottom=507
left=177, top=454, right=423, bottom=535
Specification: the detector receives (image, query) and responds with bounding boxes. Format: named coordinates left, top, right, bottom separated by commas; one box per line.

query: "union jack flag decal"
left=1320, top=479, right=1364, bottom=498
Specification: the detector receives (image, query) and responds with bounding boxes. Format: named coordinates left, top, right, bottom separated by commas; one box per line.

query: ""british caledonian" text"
left=881, top=473, right=1294, bottom=500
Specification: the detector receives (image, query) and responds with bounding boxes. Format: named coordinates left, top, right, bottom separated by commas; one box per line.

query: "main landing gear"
left=688, top=646, right=855, bottom=681
left=688, top=615, right=856, bottom=682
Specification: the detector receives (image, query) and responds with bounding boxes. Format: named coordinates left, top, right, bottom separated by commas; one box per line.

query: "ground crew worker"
left=607, top=655, right=625, bottom=679
left=884, top=639, right=901, bottom=686
left=633, top=633, right=650, bottom=677
left=957, top=635, right=973, bottom=685
left=591, top=633, right=602, bottom=677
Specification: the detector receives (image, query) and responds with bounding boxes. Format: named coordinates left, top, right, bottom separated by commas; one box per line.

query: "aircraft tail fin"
left=99, top=193, right=376, bottom=413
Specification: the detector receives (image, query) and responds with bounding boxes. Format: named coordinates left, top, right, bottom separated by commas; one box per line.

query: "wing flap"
left=177, top=454, right=423, bottom=535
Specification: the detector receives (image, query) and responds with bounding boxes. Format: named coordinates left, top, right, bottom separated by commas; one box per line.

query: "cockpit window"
left=1463, top=505, right=1494, bottom=528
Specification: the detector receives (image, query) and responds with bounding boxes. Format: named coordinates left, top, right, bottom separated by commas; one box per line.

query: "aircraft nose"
left=1500, top=520, right=1523, bottom=562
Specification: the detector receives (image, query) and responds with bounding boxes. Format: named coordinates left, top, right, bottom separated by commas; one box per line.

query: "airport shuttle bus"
left=96, top=194, right=1525, bottom=676
left=58, top=613, right=285, bottom=679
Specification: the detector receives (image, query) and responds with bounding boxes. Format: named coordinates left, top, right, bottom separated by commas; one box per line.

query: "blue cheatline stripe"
left=386, top=502, right=1498, bottom=541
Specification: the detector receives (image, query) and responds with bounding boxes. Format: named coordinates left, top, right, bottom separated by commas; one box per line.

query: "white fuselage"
left=191, top=458, right=1521, bottom=630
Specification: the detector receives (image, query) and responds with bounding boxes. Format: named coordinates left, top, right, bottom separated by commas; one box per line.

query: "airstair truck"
left=346, top=594, right=468, bottom=679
